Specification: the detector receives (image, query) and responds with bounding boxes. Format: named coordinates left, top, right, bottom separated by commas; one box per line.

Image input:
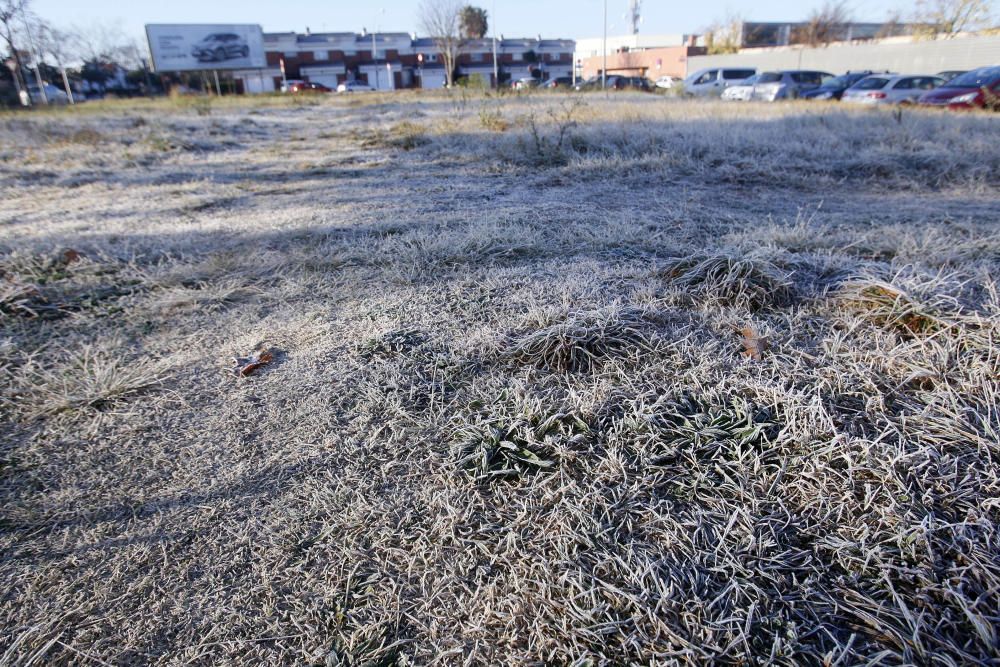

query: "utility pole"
left=602, top=0, right=607, bottom=91
left=372, top=8, right=385, bottom=91
left=491, top=0, right=498, bottom=89
left=372, top=30, right=378, bottom=90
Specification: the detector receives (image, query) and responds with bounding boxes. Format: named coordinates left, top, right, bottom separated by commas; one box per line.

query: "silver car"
left=842, top=74, right=945, bottom=105
left=683, top=67, right=757, bottom=97
left=752, top=70, right=834, bottom=101
left=721, top=74, right=760, bottom=101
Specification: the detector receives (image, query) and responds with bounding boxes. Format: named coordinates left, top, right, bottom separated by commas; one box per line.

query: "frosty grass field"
left=1, top=90, right=999, bottom=665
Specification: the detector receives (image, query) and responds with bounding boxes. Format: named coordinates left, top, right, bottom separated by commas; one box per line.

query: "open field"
left=1, top=91, right=999, bottom=665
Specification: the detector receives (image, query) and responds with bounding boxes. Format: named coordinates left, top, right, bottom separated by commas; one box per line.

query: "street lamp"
left=602, top=0, right=607, bottom=91
left=372, top=8, right=385, bottom=90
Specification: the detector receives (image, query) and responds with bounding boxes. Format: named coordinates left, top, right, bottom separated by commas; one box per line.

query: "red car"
left=287, top=81, right=331, bottom=94
left=917, top=66, right=1000, bottom=110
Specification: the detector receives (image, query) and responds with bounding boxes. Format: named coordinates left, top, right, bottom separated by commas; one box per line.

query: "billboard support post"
left=213, top=70, right=222, bottom=96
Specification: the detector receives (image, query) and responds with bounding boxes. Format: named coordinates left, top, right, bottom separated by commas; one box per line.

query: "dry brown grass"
left=1, top=91, right=998, bottom=666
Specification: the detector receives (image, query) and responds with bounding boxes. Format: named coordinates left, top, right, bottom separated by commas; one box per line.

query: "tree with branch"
left=34, top=21, right=76, bottom=102
left=792, top=0, right=853, bottom=47
left=703, top=12, right=744, bottom=54
left=459, top=6, right=488, bottom=39
left=419, top=0, right=465, bottom=87
left=913, top=0, right=994, bottom=36
left=0, top=0, right=29, bottom=97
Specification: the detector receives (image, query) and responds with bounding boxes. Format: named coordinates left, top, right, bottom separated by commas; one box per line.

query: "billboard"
left=145, top=24, right=266, bottom=72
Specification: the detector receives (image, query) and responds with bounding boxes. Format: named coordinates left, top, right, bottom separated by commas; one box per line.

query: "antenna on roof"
left=629, top=0, right=641, bottom=35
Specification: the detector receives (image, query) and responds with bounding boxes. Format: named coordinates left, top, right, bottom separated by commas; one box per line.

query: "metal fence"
left=686, top=34, right=1000, bottom=76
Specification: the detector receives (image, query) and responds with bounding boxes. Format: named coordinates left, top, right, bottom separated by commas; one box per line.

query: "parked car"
left=543, top=77, right=574, bottom=89
left=752, top=70, right=834, bottom=101
left=287, top=81, right=331, bottom=94
left=936, top=70, right=967, bottom=83
left=654, top=75, right=678, bottom=89
left=800, top=71, right=878, bottom=100
left=572, top=75, right=649, bottom=91
left=606, top=76, right=651, bottom=91
left=721, top=74, right=760, bottom=101
left=280, top=79, right=305, bottom=93
left=843, top=74, right=945, bottom=105
left=683, top=67, right=757, bottom=97
left=337, top=80, right=376, bottom=93
left=918, top=66, right=1000, bottom=110
left=512, top=77, right=541, bottom=90
left=191, top=33, right=249, bottom=62
left=27, top=83, right=69, bottom=105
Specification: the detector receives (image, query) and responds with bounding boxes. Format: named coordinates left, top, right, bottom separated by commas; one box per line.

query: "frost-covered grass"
left=1, top=92, right=999, bottom=666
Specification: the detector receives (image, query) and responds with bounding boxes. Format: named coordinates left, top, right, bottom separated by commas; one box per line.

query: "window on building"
left=285, top=51, right=298, bottom=58
left=471, top=52, right=484, bottom=62
left=314, top=50, right=328, bottom=61
left=512, top=52, right=523, bottom=61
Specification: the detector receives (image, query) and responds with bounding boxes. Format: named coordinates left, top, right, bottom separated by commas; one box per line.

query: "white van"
left=683, top=68, right=757, bottom=97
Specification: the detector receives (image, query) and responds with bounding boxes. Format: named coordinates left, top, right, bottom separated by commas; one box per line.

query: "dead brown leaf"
left=739, top=326, right=769, bottom=360
left=232, top=348, right=274, bottom=377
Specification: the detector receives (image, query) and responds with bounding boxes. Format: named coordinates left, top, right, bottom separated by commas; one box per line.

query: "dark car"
left=606, top=75, right=651, bottom=91
left=936, top=70, right=967, bottom=83
left=918, top=66, right=1000, bottom=110
left=801, top=71, right=877, bottom=100
left=192, top=33, right=249, bottom=62
left=287, top=81, right=331, bottom=94
left=543, top=77, right=574, bottom=89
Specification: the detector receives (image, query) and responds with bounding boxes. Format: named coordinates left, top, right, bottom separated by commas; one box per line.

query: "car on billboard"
left=191, top=33, right=250, bottom=63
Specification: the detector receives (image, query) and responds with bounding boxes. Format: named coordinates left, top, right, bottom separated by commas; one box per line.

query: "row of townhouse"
left=233, top=31, right=575, bottom=92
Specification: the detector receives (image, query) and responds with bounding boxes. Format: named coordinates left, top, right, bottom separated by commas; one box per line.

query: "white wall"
left=301, top=65, right=346, bottom=88
left=359, top=63, right=399, bottom=90
left=235, top=70, right=278, bottom=93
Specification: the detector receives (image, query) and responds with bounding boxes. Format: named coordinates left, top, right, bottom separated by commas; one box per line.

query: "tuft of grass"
left=360, top=122, right=429, bottom=151
left=478, top=107, right=509, bottom=132
left=357, top=329, right=426, bottom=359
left=661, top=252, right=794, bottom=310
left=16, top=346, right=164, bottom=419
left=149, top=278, right=262, bottom=313
left=835, top=279, right=948, bottom=336
left=506, top=307, right=656, bottom=373
left=627, top=394, right=778, bottom=468
left=451, top=400, right=588, bottom=481
left=0, top=279, right=59, bottom=319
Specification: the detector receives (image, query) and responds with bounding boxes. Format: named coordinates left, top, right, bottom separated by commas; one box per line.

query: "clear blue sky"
left=35, top=0, right=905, bottom=45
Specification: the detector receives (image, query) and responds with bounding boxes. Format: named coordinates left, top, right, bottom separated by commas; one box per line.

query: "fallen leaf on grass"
left=232, top=348, right=274, bottom=377
left=739, top=326, right=769, bottom=360
left=59, top=248, right=82, bottom=265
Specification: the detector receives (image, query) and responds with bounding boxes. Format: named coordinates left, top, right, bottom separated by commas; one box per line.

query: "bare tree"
left=419, top=0, right=465, bottom=87
left=72, top=20, right=144, bottom=68
left=34, top=21, right=75, bottom=102
left=913, top=0, right=994, bottom=36
left=793, top=0, right=853, bottom=46
left=875, top=9, right=909, bottom=39
left=0, top=0, right=29, bottom=97
left=703, top=12, right=744, bottom=54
